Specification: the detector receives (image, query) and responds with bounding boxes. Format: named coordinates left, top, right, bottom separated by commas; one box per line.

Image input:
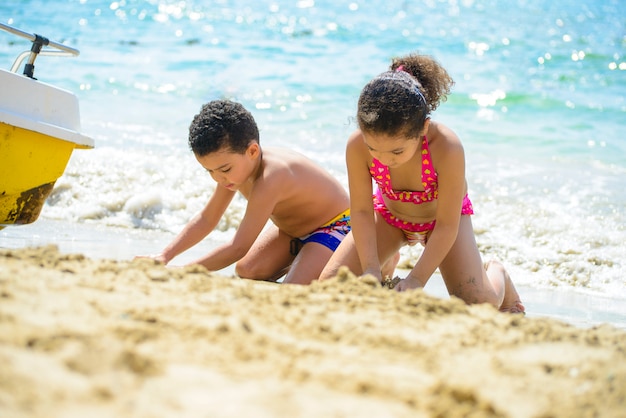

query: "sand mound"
left=1, top=246, right=624, bottom=417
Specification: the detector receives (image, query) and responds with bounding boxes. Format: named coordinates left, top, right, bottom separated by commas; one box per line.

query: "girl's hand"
left=362, top=267, right=383, bottom=283
left=394, top=275, right=424, bottom=292
left=134, top=253, right=168, bottom=264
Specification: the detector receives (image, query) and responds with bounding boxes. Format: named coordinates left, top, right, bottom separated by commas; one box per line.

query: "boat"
left=0, top=23, right=94, bottom=230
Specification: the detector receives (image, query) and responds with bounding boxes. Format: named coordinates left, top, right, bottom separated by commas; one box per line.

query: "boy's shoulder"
left=243, top=147, right=310, bottom=202
left=256, top=147, right=324, bottom=186
left=260, top=147, right=310, bottom=171
left=254, top=147, right=301, bottom=183
left=262, top=146, right=303, bottom=159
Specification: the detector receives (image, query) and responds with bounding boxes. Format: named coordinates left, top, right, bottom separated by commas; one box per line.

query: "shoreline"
left=2, top=218, right=626, bottom=330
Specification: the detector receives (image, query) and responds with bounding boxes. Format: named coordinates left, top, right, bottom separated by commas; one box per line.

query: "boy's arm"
left=189, top=178, right=279, bottom=271
left=346, top=131, right=382, bottom=280
left=156, top=186, right=235, bottom=264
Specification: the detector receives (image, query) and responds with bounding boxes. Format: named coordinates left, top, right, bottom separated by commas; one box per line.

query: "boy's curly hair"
left=358, top=53, right=454, bottom=138
left=189, top=99, right=259, bottom=156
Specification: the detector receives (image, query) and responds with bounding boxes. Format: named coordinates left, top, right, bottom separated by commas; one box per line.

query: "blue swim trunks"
left=290, top=210, right=351, bottom=254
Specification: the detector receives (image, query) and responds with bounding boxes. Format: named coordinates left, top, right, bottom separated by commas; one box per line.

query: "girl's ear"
left=246, top=142, right=261, bottom=159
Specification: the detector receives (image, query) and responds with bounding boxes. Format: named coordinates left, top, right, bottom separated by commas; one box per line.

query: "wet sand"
left=3, top=219, right=626, bottom=330
left=1, top=245, right=625, bottom=417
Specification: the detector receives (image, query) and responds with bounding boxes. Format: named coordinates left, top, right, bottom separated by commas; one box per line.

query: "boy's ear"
left=246, top=142, right=261, bottom=159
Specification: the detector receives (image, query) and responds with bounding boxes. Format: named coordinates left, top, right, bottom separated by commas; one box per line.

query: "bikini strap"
left=420, top=136, right=437, bottom=189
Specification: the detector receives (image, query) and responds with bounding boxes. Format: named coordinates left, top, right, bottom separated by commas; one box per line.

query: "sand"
left=1, top=245, right=625, bottom=418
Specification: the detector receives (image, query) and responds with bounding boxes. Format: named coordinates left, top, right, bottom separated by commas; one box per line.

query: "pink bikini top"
left=369, top=136, right=438, bottom=204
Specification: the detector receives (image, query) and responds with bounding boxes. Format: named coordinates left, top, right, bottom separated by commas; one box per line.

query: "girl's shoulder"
left=427, top=121, right=464, bottom=168
left=428, top=121, right=463, bottom=151
left=347, top=129, right=364, bottom=145
left=346, top=129, right=372, bottom=163
left=347, top=129, right=369, bottom=152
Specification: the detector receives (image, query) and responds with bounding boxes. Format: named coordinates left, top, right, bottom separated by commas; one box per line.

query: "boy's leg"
left=235, top=225, right=295, bottom=282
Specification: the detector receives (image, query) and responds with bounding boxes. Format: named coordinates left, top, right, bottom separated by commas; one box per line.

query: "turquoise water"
left=1, top=0, right=625, bottom=298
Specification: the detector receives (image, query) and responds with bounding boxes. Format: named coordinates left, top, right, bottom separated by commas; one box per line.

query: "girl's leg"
left=319, top=212, right=406, bottom=281
left=235, top=225, right=295, bottom=282
left=283, top=242, right=334, bottom=285
left=484, top=259, right=525, bottom=313
left=382, top=251, right=401, bottom=279
left=318, top=231, right=361, bottom=281
left=438, top=216, right=524, bottom=313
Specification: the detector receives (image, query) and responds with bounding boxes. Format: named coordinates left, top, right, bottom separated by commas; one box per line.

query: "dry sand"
left=1, top=245, right=624, bottom=418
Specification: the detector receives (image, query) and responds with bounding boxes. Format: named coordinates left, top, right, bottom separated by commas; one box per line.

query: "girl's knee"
left=450, top=286, right=499, bottom=307
left=484, top=259, right=505, bottom=273
left=446, top=267, right=501, bottom=307
left=319, top=258, right=341, bottom=281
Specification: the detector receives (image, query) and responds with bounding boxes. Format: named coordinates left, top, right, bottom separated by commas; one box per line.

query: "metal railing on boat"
left=0, top=22, right=79, bottom=78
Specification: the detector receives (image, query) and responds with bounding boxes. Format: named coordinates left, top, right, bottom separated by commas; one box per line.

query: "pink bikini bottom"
left=373, top=188, right=474, bottom=246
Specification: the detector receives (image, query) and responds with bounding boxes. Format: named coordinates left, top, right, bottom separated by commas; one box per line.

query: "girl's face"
left=195, top=143, right=260, bottom=191
left=362, top=133, right=421, bottom=168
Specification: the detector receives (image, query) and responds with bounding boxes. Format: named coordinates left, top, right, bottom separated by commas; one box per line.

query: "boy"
left=146, top=99, right=350, bottom=284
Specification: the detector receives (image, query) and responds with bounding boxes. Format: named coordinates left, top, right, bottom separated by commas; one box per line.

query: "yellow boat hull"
left=0, top=122, right=84, bottom=228
left=0, top=122, right=88, bottom=228
left=0, top=65, right=94, bottom=229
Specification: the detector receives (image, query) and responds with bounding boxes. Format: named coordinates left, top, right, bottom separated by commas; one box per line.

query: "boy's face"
left=195, top=143, right=260, bottom=191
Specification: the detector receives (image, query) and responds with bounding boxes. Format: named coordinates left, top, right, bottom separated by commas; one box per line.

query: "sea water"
left=1, top=1, right=625, bottom=303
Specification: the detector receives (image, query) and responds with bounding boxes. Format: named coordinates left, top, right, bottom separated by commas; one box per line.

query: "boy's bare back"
left=239, top=147, right=349, bottom=238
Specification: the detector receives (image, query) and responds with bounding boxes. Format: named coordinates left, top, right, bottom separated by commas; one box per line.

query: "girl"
left=320, top=53, right=524, bottom=313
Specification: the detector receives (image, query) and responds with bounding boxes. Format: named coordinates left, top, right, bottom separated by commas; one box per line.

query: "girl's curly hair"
left=357, top=53, right=454, bottom=138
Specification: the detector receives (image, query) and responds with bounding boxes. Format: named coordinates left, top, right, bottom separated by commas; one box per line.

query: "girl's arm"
left=157, top=186, right=235, bottom=264
left=189, top=172, right=280, bottom=271
left=396, top=132, right=467, bottom=290
left=346, top=131, right=382, bottom=280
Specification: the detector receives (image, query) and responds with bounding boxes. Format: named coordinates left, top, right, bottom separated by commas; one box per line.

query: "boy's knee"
left=235, top=260, right=254, bottom=279
left=235, top=260, right=275, bottom=281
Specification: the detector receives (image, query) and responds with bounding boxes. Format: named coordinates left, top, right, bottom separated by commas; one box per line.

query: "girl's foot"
left=485, top=260, right=525, bottom=314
